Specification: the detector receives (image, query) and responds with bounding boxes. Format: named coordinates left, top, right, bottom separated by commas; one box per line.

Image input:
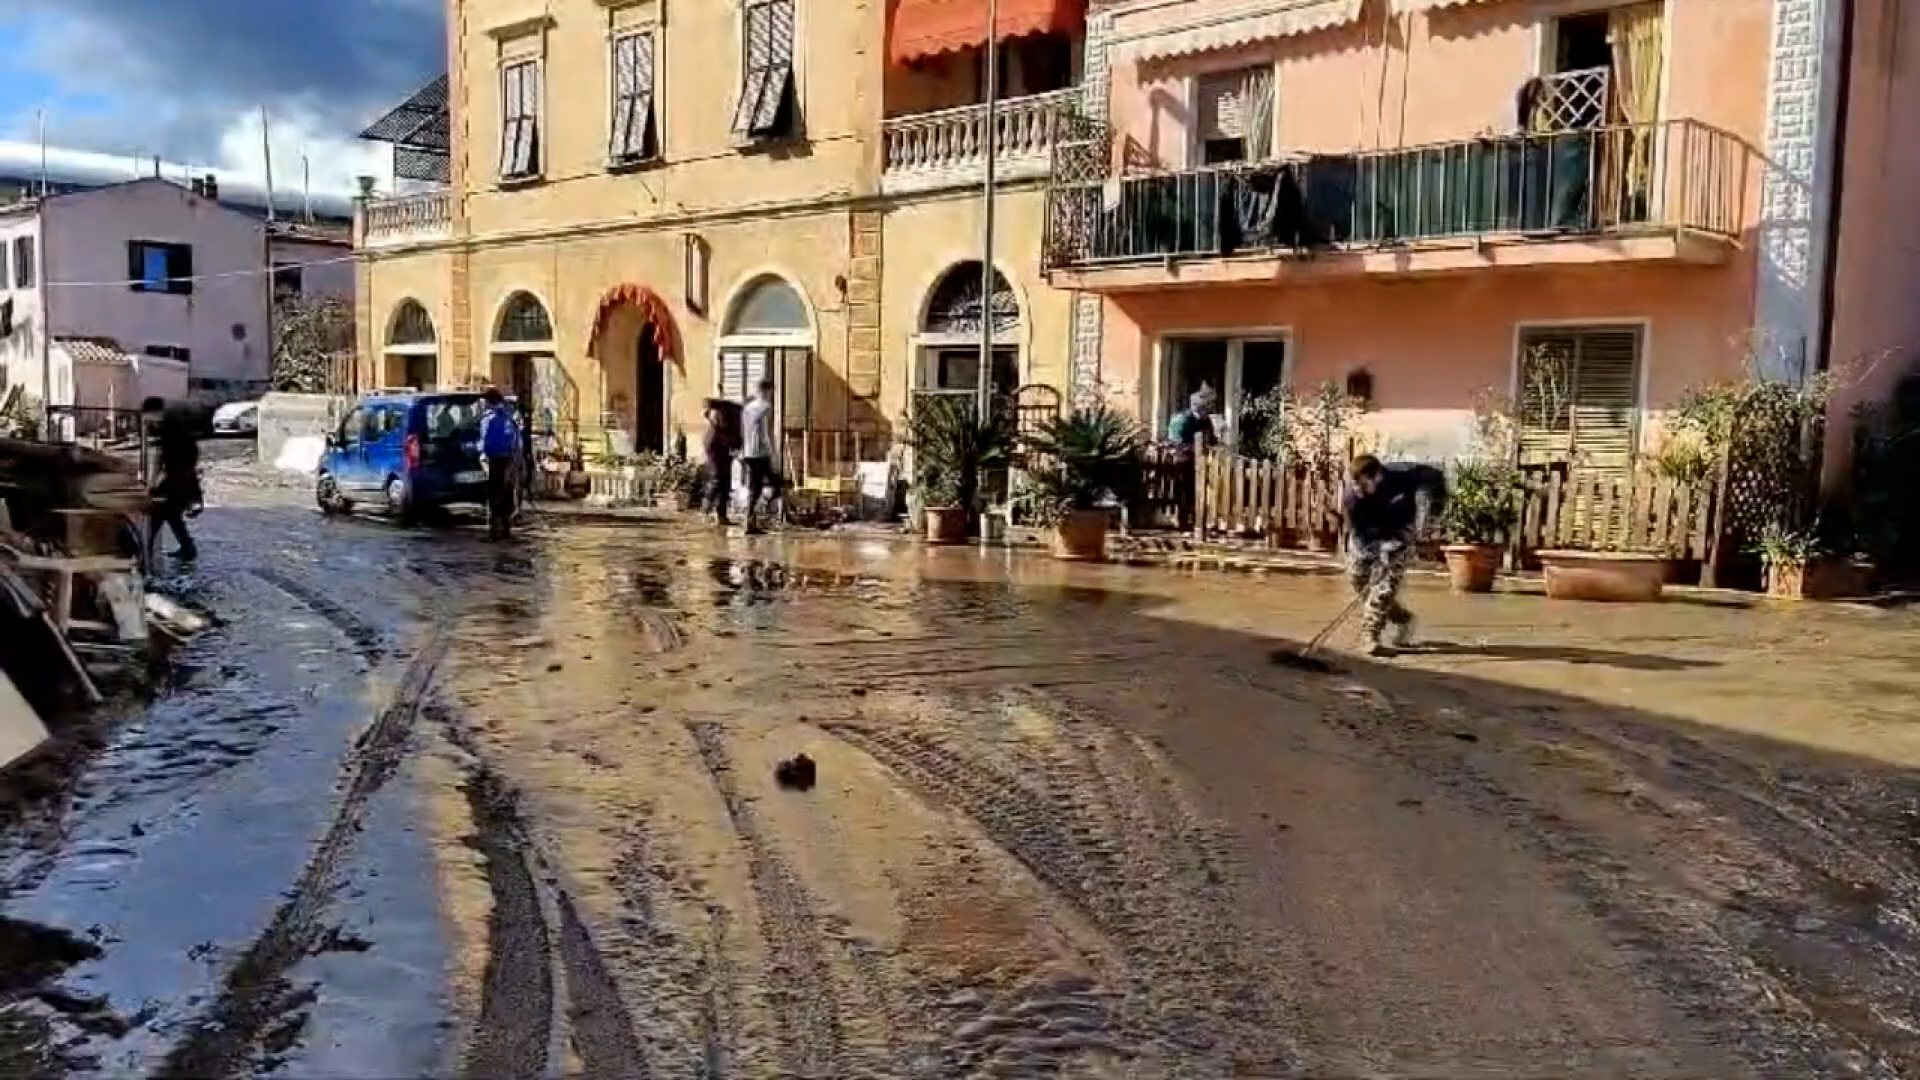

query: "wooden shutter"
left=1198, top=70, right=1250, bottom=141
left=736, top=0, right=795, bottom=137
left=719, top=349, right=771, bottom=403
left=612, top=33, right=656, bottom=159
left=1516, top=326, right=1642, bottom=472
left=780, top=347, right=812, bottom=433
left=127, top=242, right=145, bottom=290
left=499, top=63, right=522, bottom=175
left=1568, top=329, right=1640, bottom=473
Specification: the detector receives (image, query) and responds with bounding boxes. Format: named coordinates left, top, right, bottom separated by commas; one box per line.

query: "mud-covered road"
left=5, top=463, right=1920, bottom=1078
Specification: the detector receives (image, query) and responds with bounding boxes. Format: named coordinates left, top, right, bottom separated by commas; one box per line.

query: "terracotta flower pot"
left=654, top=490, right=692, bottom=512
left=1441, top=543, right=1502, bottom=594
left=1050, top=508, right=1109, bottom=561
left=1768, top=557, right=1867, bottom=600
left=923, top=506, right=968, bottom=545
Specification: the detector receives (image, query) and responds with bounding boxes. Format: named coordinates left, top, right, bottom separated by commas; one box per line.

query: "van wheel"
left=384, top=476, right=415, bottom=525
left=316, top=473, right=349, bottom=515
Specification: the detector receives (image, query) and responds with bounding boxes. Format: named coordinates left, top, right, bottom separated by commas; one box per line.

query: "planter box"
left=653, top=491, right=692, bottom=512
left=1766, top=557, right=1871, bottom=600
left=1537, top=550, right=1666, bottom=602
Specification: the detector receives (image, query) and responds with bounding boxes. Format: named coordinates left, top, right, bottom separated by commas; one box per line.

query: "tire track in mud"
left=820, top=717, right=1293, bottom=1075
left=1263, top=671, right=1870, bottom=1079
left=685, top=721, right=846, bottom=1078
left=247, top=566, right=388, bottom=658
left=437, top=705, right=651, bottom=1080
left=153, top=632, right=446, bottom=1078
left=610, top=828, right=735, bottom=1077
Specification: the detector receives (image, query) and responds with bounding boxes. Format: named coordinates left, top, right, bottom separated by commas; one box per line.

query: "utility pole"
left=975, top=0, right=1000, bottom=420
left=260, top=105, right=276, bottom=223
left=36, top=107, right=48, bottom=196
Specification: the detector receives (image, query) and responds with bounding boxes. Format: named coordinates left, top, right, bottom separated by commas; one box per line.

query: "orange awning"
left=888, top=0, right=1087, bottom=65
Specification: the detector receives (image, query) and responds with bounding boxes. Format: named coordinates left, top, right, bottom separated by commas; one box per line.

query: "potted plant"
left=905, top=396, right=1015, bottom=545
left=1441, top=458, right=1524, bottom=593
left=1758, top=518, right=1827, bottom=595
left=653, top=456, right=701, bottom=512
left=1020, top=404, right=1146, bottom=561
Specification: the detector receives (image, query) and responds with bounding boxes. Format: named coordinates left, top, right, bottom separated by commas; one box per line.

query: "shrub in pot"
left=1753, top=521, right=1835, bottom=599
left=1441, top=458, right=1525, bottom=593
left=1020, top=404, right=1146, bottom=562
left=905, top=396, right=1015, bottom=544
left=653, top=456, right=702, bottom=511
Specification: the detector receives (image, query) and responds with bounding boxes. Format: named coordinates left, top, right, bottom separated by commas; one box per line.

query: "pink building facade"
left=1044, top=0, right=1916, bottom=472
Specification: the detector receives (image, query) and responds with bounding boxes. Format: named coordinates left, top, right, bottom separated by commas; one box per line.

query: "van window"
left=422, top=399, right=482, bottom=440
left=338, top=407, right=365, bottom=445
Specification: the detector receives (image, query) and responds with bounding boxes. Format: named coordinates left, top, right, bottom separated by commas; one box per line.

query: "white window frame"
left=1508, top=317, right=1652, bottom=460
left=609, top=28, right=661, bottom=165
left=1152, top=329, right=1293, bottom=448
left=498, top=57, right=545, bottom=182
left=1183, top=61, right=1277, bottom=168
left=733, top=0, right=800, bottom=142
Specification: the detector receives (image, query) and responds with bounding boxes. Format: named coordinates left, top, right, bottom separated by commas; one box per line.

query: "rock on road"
left=5, top=470, right=1920, bottom=1078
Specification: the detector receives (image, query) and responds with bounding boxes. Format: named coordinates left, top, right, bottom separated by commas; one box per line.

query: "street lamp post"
left=975, top=0, right=1000, bottom=421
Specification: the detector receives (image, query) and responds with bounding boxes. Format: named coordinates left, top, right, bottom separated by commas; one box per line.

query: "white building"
left=0, top=177, right=352, bottom=417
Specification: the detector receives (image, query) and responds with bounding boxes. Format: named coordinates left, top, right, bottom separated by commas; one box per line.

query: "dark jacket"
left=153, top=407, right=201, bottom=500
left=1344, top=462, right=1448, bottom=545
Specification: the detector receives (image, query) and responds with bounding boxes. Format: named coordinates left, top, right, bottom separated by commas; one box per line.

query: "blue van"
left=316, top=392, right=491, bottom=522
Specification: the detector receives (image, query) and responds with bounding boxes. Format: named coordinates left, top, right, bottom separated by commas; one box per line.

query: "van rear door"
left=419, top=396, right=486, bottom=484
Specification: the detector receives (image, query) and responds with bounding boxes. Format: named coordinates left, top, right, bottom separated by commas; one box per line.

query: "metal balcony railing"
left=356, top=189, right=453, bottom=247
left=881, top=88, right=1079, bottom=193
left=1043, top=119, right=1750, bottom=270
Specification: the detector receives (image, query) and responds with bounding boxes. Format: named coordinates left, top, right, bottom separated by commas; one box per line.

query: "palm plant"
left=1019, top=403, right=1146, bottom=522
left=904, top=396, right=1016, bottom=513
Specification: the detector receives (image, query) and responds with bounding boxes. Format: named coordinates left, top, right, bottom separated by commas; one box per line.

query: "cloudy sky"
left=0, top=0, right=444, bottom=194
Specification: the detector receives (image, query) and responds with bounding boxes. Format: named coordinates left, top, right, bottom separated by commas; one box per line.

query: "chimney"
left=189, top=177, right=204, bottom=197
left=202, top=174, right=218, bottom=200
left=355, top=175, right=376, bottom=198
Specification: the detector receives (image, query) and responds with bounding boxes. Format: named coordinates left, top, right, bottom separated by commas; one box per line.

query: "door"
left=637, top=326, right=667, bottom=453
left=332, top=406, right=371, bottom=491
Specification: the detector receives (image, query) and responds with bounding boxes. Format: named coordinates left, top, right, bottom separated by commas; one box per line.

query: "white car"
left=210, top=400, right=260, bottom=436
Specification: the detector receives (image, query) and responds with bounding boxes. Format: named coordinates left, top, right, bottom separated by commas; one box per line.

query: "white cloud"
left=212, top=107, right=392, bottom=197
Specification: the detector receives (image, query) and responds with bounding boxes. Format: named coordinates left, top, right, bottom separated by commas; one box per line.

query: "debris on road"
left=775, top=753, right=817, bottom=791
left=0, top=437, right=204, bottom=724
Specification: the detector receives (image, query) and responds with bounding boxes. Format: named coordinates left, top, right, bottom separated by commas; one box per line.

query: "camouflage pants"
left=1347, top=534, right=1415, bottom=641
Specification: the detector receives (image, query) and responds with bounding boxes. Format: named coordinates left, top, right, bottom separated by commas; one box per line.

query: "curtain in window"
left=1608, top=3, right=1663, bottom=215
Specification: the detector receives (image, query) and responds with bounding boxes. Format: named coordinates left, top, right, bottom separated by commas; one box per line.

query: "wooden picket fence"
left=1176, top=451, right=1723, bottom=564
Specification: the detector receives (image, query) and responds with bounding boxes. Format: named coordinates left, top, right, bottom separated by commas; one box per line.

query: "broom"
left=1268, top=591, right=1366, bottom=674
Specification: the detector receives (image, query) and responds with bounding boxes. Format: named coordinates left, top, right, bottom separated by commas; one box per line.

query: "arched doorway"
left=383, top=299, right=437, bottom=390
left=718, top=275, right=814, bottom=435
left=490, top=290, right=575, bottom=459
left=915, top=262, right=1020, bottom=404
left=589, top=284, right=682, bottom=456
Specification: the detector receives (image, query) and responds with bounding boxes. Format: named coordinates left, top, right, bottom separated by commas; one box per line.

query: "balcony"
left=881, top=88, right=1079, bottom=196
left=1043, top=119, right=1752, bottom=291
left=356, top=189, right=453, bottom=250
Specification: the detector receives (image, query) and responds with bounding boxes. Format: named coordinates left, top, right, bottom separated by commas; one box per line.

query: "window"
left=1195, top=66, right=1275, bottom=165
left=0, top=243, right=10, bottom=290
left=338, top=406, right=365, bottom=446
left=1516, top=326, right=1643, bottom=472
left=273, top=263, right=303, bottom=298
left=129, top=241, right=193, bottom=295
left=1159, top=336, right=1288, bottom=447
left=610, top=31, right=659, bottom=163
left=12, top=236, right=34, bottom=289
left=733, top=0, right=798, bottom=142
left=923, top=347, right=1018, bottom=397
left=144, top=344, right=191, bottom=362
left=499, top=59, right=542, bottom=180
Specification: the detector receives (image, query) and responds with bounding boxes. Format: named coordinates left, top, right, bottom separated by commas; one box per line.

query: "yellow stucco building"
left=354, top=0, right=1093, bottom=478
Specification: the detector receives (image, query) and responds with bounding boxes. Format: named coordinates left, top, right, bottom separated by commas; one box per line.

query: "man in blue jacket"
left=1343, top=454, right=1448, bottom=656
left=480, top=388, right=521, bottom=540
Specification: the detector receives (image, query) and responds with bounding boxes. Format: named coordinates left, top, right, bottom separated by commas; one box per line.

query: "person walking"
left=480, top=388, right=522, bottom=540
left=1342, top=453, right=1448, bottom=656
left=142, top=396, right=201, bottom=563
left=739, top=378, right=779, bottom=535
left=702, top=398, right=739, bottom=528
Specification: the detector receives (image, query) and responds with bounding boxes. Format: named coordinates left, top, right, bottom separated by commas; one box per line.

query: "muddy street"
left=5, top=476, right=1920, bottom=1078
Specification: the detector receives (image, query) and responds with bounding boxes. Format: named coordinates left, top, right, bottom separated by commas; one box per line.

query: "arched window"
left=386, top=299, right=435, bottom=346
left=495, top=291, right=553, bottom=344
left=724, top=276, right=810, bottom=336
left=923, top=262, right=1018, bottom=337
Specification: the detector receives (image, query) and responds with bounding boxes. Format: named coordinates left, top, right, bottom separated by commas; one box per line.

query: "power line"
left=40, top=250, right=360, bottom=290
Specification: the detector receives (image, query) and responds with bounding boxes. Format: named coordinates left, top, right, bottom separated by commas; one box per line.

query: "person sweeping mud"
left=1343, top=454, right=1447, bottom=657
